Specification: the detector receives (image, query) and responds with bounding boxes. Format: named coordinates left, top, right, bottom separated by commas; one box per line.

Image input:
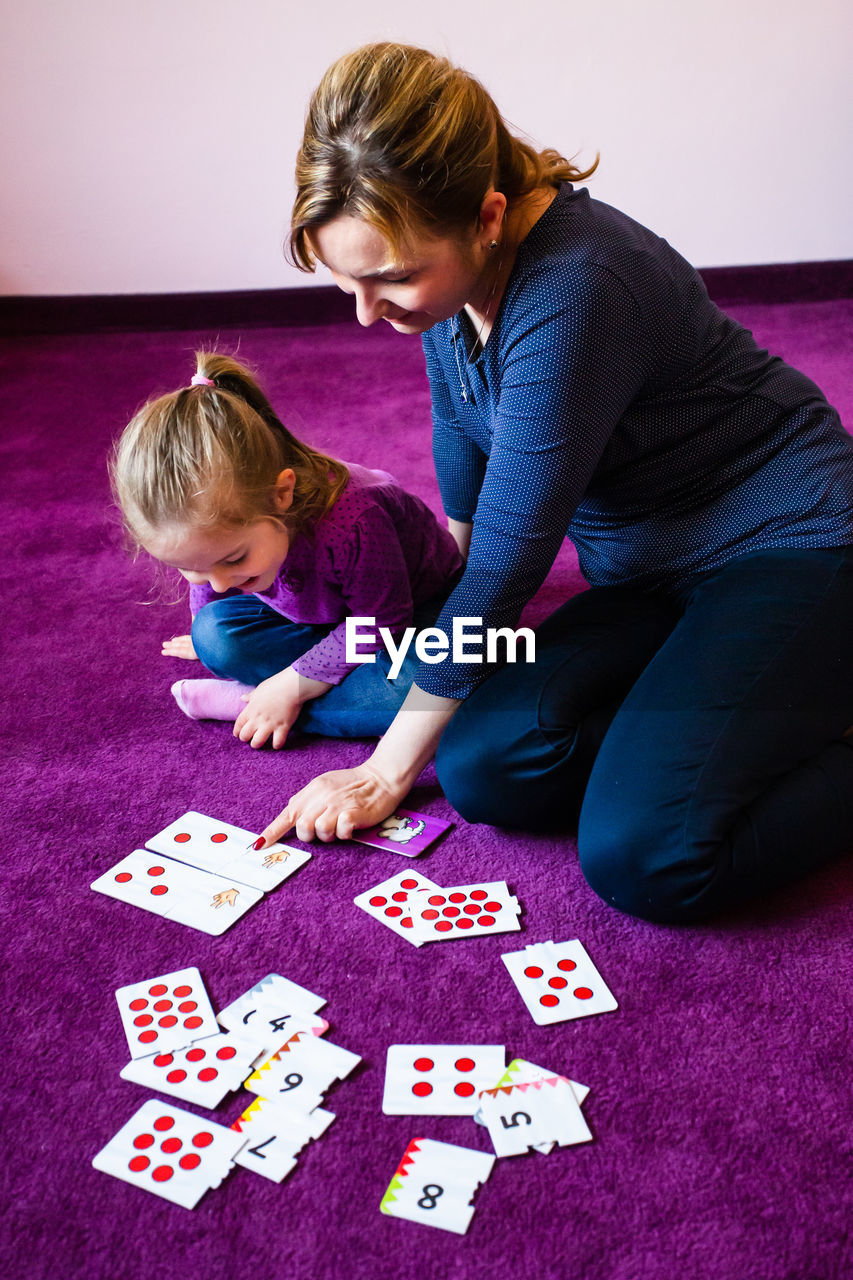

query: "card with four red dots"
left=501, top=939, right=618, bottom=1024
left=382, top=1044, right=506, bottom=1115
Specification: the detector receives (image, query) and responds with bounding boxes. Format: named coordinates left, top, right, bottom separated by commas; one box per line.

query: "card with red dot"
left=380, top=1138, right=495, bottom=1235
left=115, top=967, right=219, bottom=1060
left=91, top=849, right=263, bottom=935
left=501, top=940, right=618, bottom=1025
left=477, top=1075, right=593, bottom=1157
left=382, top=1044, right=506, bottom=1116
left=244, top=1027, right=361, bottom=1112
left=351, top=808, right=452, bottom=857
left=120, top=1030, right=258, bottom=1107
left=409, top=881, right=521, bottom=941
left=353, top=870, right=441, bottom=946
left=145, top=810, right=311, bottom=892
left=92, top=1098, right=246, bottom=1209
left=231, top=1095, right=335, bottom=1183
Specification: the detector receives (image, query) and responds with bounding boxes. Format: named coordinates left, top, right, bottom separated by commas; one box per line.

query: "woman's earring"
left=488, top=240, right=499, bottom=250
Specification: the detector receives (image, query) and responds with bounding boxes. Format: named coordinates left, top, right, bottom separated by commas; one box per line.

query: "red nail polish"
left=252, top=837, right=265, bottom=850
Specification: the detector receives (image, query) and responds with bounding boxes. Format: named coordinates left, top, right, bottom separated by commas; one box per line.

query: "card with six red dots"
left=501, top=939, right=618, bottom=1024
left=115, top=966, right=219, bottom=1060
left=120, top=1031, right=257, bottom=1107
left=382, top=1045, right=506, bottom=1115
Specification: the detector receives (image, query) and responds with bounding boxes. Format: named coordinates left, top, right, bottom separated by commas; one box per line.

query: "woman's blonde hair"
left=111, top=352, right=349, bottom=547
left=290, top=41, right=598, bottom=269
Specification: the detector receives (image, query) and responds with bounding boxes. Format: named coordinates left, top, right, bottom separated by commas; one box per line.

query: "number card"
left=115, top=966, right=219, bottom=1060
left=383, top=1045, right=506, bottom=1116
left=501, top=939, right=617, bottom=1024
left=231, top=1095, right=335, bottom=1183
left=120, top=1031, right=258, bottom=1108
left=380, top=1138, right=495, bottom=1235
left=351, top=808, right=452, bottom=857
left=478, top=1076, right=593, bottom=1157
left=145, top=811, right=311, bottom=891
left=216, top=972, right=327, bottom=1048
left=473, top=1058, right=590, bottom=1155
left=244, top=1029, right=360, bottom=1111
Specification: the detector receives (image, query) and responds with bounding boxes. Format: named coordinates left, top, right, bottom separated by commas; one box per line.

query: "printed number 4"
left=500, top=1111, right=532, bottom=1129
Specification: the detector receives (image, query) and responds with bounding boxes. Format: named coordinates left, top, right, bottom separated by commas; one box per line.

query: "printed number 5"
left=500, top=1111, right=532, bottom=1129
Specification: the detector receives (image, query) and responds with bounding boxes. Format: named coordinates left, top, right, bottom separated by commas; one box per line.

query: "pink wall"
left=2, top=0, right=851, bottom=295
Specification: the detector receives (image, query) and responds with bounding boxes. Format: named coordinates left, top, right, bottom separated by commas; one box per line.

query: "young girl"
left=112, top=351, right=463, bottom=749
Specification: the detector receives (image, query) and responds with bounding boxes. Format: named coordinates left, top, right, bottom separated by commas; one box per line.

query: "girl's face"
left=310, top=215, right=486, bottom=332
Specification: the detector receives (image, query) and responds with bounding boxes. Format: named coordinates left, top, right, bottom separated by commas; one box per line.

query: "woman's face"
left=310, top=215, right=483, bottom=333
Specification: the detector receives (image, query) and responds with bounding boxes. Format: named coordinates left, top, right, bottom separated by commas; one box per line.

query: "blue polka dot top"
left=417, top=183, right=853, bottom=699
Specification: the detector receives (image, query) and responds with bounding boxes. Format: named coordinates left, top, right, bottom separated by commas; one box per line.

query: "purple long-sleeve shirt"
left=189, top=463, right=463, bottom=684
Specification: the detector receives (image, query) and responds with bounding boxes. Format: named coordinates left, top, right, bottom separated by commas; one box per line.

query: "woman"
left=258, top=42, right=853, bottom=922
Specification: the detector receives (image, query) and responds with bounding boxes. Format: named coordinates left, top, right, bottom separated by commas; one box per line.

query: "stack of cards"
left=351, top=808, right=452, bottom=858
left=91, top=811, right=311, bottom=935
left=355, top=870, right=522, bottom=946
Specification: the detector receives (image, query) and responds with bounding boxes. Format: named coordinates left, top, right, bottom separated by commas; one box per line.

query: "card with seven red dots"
left=380, top=1137, right=495, bottom=1235
left=245, top=1027, right=361, bottom=1111
left=91, top=849, right=263, bottom=935
left=231, top=1096, right=335, bottom=1183
left=409, top=881, right=522, bottom=941
left=92, top=1099, right=247, bottom=1208
left=115, top=967, right=219, bottom=1060
left=145, top=810, right=311, bottom=891
left=120, top=1030, right=258, bottom=1107
left=351, top=808, right=452, bottom=857
left=353, top=870, right=441, bottom=946
left=382, top=1045, right=506, bottom=1116
left=477, top=1074, right=593, bottom=1157
left=501, top=939, right=618, bottom=1025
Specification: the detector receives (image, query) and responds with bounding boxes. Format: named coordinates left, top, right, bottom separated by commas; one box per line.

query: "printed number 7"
left=500, top=1111, right=532, bottom=1128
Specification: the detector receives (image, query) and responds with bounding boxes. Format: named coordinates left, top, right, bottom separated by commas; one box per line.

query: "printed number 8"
left=500, top=1111, right=532, bottom=1129
left=417, top=1184, right=444, bottom=1209
left=279, top=1072, right=303, bottom=1092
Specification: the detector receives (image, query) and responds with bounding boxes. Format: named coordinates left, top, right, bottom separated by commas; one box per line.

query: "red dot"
left=470, top=890, right=488, bottom=900
left=454, top=1082, right=475, bottom=1097
left=154, top=1054, right=173, bottom=1067
left=133, top=1014, right=153, bottom=1027
left=161, top=1137, right=182, bottom=1153
left=369, top=896, right=386, bottom=907
left=421, top=908, right=439, bottom=920
left=557, top=958, right=577, bottom=972
left=184, top=1015, right=203, bottom=1029
left=448, top=892, right=466, bottom=903
left=540, top=994, right=560, bottom=1007
left=152, top=1166, right=173, bottom=1182
left=217, top=1046, right=236, bottom=1060
left=427, top=895, right=445, bottom=906
left=456, top=918, right=474, bottom=929
left=178, top=1000, right=197, bottom=1013
left=574, top=987, right=594, bottom=1000
left=463, top=903, right=481, bottom=915
left=115, top=872, right=132, bottom=883
left=413, top=1057, right=434, bottom=1071
left=412, top=1081, right=433, bottom=1097
left=186, top=1048, right=206, bottom=1062
left=153, top=1116, right=174, bottom=1131
left=211, top=833, right=227, bottom=843
left=138, top=1030, right=157, bottom=1043
left=150, top=885, right=168, bottom=896
left=174, top=833, right=191, bottom=843
left=198, top=1068, right=218, bottom=1082
left=153, top=999, right=172, bottom=1012
left=128, top=1156, right=150, bottom=1172
left=180, top=1154, right=201, bottom=1170
left=455, top=1058, right=475, bottom=1072
left=401, top=918, right=414, bottom=929
left=391, top=892, right=408, bottom=902
left=400, top=878, right=418, bottom=889
left=435, top=921, right=453, bottom=932
left=159, top=1015, right=178, bottom=1028
left=173, top=985, right=193, bottom=997
left=442, top=906, right=460, bottom=918
left=192, top=1132, right=213, bottom=1148
left=166, top=1069, right=187, bottom=1083
left=484, top=901, right=502, bottom=913
left=384, top=906, right=403, bottom=918
left=128, top=997, right=147, bottom=1011
left=548, top=977, right=568, bottom=989
left=147, top=868, right=165, bottom=878
left=524, top=965, right=544, bottom=979
left=479, top=916, right=496, bottom=927
left=133, top=1133, right=154, bottom=1149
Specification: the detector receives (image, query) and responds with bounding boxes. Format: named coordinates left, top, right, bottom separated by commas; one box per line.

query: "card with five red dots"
left=380, top=1138, right=495, bottom=1235
left=92, top=1099, right=247, bottom=1208
left=382, top=1044, right=506, bottom=1115
left=410, top=881, right=522, bottom=941
left=120, top=1031, right=258, bottom=1107
left=115, top=967, right=219, bottom=1060
left=501, top=940, right=618, bottom=1025
left=145, top=811, right=311, bottom=891
left=353, top=870, right=441, bottom=946
left=231, top=1096, right=335, bottom=1183
left=91, top=849, right=263, bottom=934
left=351, top=808, right=452, bottom=857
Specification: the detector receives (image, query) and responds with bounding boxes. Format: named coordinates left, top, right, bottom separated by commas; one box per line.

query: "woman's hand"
left=258, top=761, right=406, bottom=845
left=162, top=634, right=198, bottom=660
left=234, top=668, right=331, bottom=750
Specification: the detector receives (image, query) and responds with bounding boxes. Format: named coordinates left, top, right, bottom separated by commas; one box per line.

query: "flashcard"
left=91, top=850, right=262, bottom=935
left=120, top=1031, right=258, bottom=1108
left=501, top=939, right=617, bottom=1025
left=410, top=881, right=521, bottom=941
left=383, top=1045, right=506, bottom=1116
left=353, top=870, right=441, bottom=946
left=145, top=810, right=311, bottom=891
left=478, top=1075, right=593, bottom=1157
left=115, top=967, right=219, bottom=1060
left=473, top=1059, right=590, bottom=1153
left=92, top=1099, right=246, bottom=1209
left=245, top=1028, right=360, bottom=1110
left=231, top=1095, right=335, bottom=1183
left=351, top=808, right=451, bottom=857
left=380, top=1138, right=495, bottom=1235
left=216, top=973, right=327, bottom=1048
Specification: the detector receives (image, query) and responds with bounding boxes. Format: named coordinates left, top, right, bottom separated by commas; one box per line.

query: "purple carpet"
left=3, top=291, right=852, bottom=1280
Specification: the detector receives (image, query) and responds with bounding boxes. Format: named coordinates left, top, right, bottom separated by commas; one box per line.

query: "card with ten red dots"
left=92, top=1099, right=246, bottom=1209
left=115, top=966, right=219, bottom=1060
left=408, top=881, right=521, bottom=941
left=501, top=940, right=618, bottom=1025
left=120, top=1030, right=258, bottom=1107
left=382, top=1044, right=506, bottom=1115
left=353, top=870, right=441, bottom=946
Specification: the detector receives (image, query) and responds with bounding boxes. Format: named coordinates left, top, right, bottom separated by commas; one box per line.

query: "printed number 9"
left=500, top=1111, right=532, bottom=1129
left=417, top=1184, right=444, bottom=1210
left=279, top=1072, right=303, bottom=1092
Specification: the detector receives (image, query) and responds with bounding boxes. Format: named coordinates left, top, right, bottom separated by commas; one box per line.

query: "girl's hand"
left=162, top=634, right=198, bottom=659
left=234, top=668, right=331, bottom=751
left=257, top=761, right=406, bottom=845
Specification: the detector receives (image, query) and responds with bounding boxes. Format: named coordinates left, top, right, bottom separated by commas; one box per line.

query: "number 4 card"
left=380, top=1138, right=495, bottom=1235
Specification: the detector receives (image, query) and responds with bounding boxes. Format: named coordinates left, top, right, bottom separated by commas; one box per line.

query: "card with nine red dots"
left=501, top=940, right=618, bottom=1025
left=115, top=966, right=219, bottom=1060
left=409, top=881, right=521, bottom=941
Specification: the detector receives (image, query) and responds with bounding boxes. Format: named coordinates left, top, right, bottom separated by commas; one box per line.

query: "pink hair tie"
left=191, top=373, right=215, bottom=387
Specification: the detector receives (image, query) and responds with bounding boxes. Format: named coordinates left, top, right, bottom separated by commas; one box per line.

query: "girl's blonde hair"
left=112, top=352, right=349, bottom=547
left=290, top=41, right=598, bottom=269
